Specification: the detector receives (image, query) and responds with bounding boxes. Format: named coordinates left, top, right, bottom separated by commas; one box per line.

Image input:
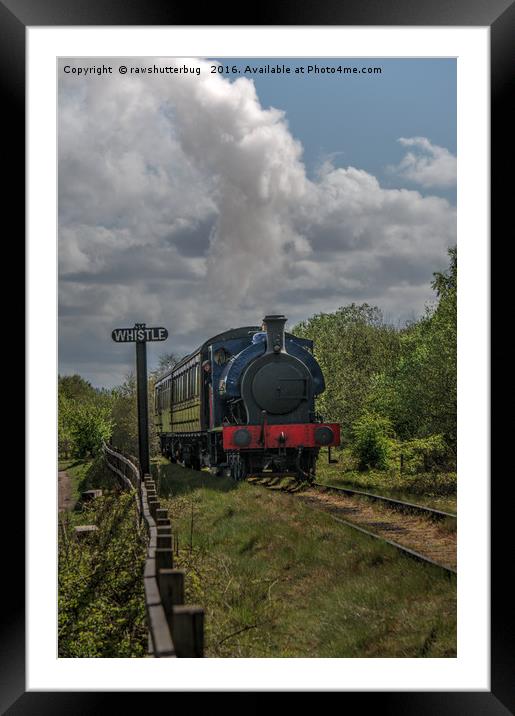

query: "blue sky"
left=214, top=58, right=456, bottom=202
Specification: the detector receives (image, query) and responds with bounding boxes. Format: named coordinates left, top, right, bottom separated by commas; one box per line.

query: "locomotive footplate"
left=222, top=422, right=340, bottom=450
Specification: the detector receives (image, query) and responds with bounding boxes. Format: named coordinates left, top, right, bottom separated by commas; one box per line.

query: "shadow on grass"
left=59, top=458, right=85, bottom=471
left=72, top=459, right=124, bottom=511
left=153, top=462, right=238, bottom=497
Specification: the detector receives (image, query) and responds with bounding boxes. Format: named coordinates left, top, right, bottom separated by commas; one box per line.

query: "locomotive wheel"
left=296, top=451, right=315, bottom=484
left=230, top=454, right=248, bottom=482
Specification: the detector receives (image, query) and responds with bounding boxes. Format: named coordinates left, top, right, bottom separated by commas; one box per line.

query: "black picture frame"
left=6, top=0, right=506, bottom=712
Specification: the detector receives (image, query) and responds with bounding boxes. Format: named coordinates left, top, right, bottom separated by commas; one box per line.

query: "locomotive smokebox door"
left=252, top=362, right=307, bottom=414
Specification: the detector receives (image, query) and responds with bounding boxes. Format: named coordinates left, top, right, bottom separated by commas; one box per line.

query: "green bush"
left=351, top=413, right=394, bottom=471
left=399, top=434, right=448, bottom=475
left=62, top=399, right=113, bottom=458
left=293, top=304, right=400, bottom=442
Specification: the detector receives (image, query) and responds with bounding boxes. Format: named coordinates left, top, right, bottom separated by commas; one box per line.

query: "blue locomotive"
left=154, top=315, right=340, bottom=481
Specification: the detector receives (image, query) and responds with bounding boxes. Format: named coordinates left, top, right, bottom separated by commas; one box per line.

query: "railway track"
left=247, top=476, right=457, bottom=575
left=314, top=482, right=457, bottom=523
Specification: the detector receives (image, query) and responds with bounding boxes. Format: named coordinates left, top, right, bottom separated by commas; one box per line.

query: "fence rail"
left=102, top=442, right=204, bottom=657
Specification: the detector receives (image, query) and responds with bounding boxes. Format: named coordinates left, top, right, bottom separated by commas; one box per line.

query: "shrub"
left=399, top=434, right=448, bottom=475
left=60, top=397, right=113, bottom=459
left=351, top=413, right=394, bottom=471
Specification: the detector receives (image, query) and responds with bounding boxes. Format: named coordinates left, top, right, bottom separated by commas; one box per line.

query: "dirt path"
left=58, top=470, right=75, bottom=512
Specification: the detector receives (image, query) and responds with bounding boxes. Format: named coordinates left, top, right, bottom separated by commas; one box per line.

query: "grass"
left=58, top=458, right=126, bottom=526
left=58, top=459, right=147, bottom=657
left=59, top=458, right=91, bottom=506
left=156, top=460, right=457, bottom=658
left=316, top=449, right=457, bottom=514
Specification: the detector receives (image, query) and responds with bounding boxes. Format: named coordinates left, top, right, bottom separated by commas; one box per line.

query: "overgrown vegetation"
left=316, top=448, right=457, bottom=513
left=157, top=462, right=456, bottom=657
left=58, top=460, right=146, bottom=657
left=294, top=247, right=457, bottom=474
left=59, top=373, right=158, bottom=460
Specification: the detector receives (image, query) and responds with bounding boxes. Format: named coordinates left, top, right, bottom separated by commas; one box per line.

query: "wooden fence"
left=102, top=442, right=204, bottom=657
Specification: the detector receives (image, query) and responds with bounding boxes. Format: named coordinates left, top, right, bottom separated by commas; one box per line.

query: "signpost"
left=111, top=322, right=168, bottom=475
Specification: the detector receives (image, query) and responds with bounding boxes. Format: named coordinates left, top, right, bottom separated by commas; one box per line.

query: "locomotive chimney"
left=263, top=314, right=287, bottom=354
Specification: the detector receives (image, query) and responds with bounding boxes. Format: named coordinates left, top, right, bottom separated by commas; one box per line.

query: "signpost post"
left=111, top=322, right=168, bottom=475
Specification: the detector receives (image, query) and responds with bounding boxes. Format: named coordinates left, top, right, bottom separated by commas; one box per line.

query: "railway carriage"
left=154, top=315, right=340, bottom=481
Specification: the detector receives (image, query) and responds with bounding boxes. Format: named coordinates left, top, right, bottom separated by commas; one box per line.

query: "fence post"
left=102, top=442, right=205, bottom=658
left=155, top=547, right=174, bottom=571
left=170, top=606, right=204, bottom=657
left=149, top=499, right=160, bottom=518
left=157, top=533, right=173, bottom=550
left=158, top=568, right=185, bottom=610
left=157, top=523, right=171, bottom=533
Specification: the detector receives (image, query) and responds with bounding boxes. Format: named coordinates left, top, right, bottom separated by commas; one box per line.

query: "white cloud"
left=58, top=59, right=456, bottom=385
left=389, top=136, right=457, bottom=188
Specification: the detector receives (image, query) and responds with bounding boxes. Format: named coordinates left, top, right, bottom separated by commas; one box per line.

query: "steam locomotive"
left=154, top=315, right=340, bottom=481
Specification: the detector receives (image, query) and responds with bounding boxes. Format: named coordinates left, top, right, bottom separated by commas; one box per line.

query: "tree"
left=293, top=304, right=400, bottom=440
left=367, top=247, right=457, bottom=458
left=58, top=374, right=97, bottom=403
left=59, top=393, right=113, bottom=458
left=110, top=373, right=138, bottom=455
left=152, top=352, right=180, bottom=380
left=58, top=374, right=114, bottom=458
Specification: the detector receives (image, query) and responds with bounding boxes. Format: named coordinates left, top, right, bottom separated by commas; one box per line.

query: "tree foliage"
left=367, top=248, right=457, bottom=457
left=58, top=375, right=113, bottom=458
left=293, top=248, right=457, bottom=468
left=153, top=351, right=180, bottom=378
left=109, top=373, right=138, bottom=455
left=293, top=304, right=400, bottom=438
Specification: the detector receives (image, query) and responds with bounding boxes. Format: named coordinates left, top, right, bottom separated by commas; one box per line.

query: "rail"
left=314, top=482, right=457, bottom=522
left=102, top=442, right=204, bottom=657
left=249, top=476, right=456, bottom=575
